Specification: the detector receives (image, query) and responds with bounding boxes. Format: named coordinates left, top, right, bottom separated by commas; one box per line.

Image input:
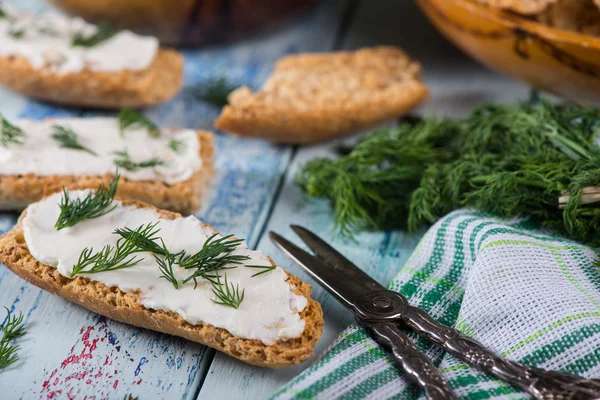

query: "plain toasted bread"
left=0, top=201, right=324, bottom=368
left=0, top=48, right=183, bottom=108
left=0, top=130, right=214, bottom=214
left=214, top=46, right=430, bottom=144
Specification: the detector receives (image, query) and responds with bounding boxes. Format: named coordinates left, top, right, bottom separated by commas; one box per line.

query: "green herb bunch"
left=297, top=100, right=600, bottom=246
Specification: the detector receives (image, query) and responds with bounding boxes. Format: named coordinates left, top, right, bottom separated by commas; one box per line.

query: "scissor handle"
left=363, top=320, right=458, bottom=400
left=403, top=306, right=600, bottom=400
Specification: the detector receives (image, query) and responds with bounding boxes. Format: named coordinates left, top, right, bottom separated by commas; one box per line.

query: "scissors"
left=270, top=225, right=600, bottom=400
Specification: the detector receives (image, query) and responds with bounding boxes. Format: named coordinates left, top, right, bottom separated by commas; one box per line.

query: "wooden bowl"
left=415, top=0, right=600, bottom=105
left=48, top=0, right=317, bottom=47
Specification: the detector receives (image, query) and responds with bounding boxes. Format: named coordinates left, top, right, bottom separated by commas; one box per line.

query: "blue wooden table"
left=0, top=0, right=529, bottom=399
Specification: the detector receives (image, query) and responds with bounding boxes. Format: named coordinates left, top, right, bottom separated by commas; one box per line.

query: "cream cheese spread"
left=23, top=191, right=308, bottom=345
left=0, top=117, right=202, bottom=184
left=0, top=6, right=158, bottom=73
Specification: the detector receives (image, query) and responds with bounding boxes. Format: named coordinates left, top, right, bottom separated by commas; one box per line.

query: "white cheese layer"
left=0, top=117, right=202, bottom=184
left=23, top=191, right=308, bottom=345
left=0, top=7, right=158, bottom=73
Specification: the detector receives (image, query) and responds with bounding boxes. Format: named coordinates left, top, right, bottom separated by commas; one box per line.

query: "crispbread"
left=0, top=48, right=183, bottom=108
left=473, top=0, right=557, bottom=14
left=0, top=130, right=214, bottom=214
left=214, top=47, right=429, bottom=144
left=0, top=201, right=324, bottom=368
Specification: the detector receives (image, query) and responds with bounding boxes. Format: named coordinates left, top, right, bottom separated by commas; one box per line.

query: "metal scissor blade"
left=269, top=231, right=369, bottom=310
left=290, top=225, right=384, bottom=293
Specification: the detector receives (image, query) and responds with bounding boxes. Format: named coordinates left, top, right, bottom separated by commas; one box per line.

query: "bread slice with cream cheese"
left=0, top=6, right=182, bottom=108
left=0, top=195, right=324, bottom=368
left=0, top=116, right=214, bottom=214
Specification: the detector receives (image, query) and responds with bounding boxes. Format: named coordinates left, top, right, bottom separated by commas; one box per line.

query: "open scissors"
left=270, top=225, right=600, bottom=400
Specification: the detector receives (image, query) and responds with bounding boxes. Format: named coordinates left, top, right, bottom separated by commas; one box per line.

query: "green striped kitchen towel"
left=272, top=210, right=600, bottom=399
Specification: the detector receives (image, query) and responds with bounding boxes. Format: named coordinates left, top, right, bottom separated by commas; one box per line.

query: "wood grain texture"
left=0, top=0, right=532, bottom=399
left=0, top=0, right=344, bottom=398
left=199, top=1, right=530, bottom=399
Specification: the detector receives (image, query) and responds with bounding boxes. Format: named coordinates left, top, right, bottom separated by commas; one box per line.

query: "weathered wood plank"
left=199, top=1, right=530, bottom=399
left=0, top=1, right=348, bottom=399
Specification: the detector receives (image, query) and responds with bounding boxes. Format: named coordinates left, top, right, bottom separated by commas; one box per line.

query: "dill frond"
left=0, top=308, right=26, bottom=370
left=186, top=77, right=236, bottom=107
left=55, top=174, right=120, bottom=230
left=113, top=150, right=165, bottom=171
left=210, top=273, right=244, bottom=309
left=0, top=113, right=25, bottom=147
left=52, top=125, right=97, bottom=156
left=168, top=139, right=185, bottom=154
left=118, top=108, right=161, bottom=138
left=180, top=234, right=250, bottom=288
left=245, top=264, right=276, bottom=277
left=70, top=222, right=165, bottom=276
left=72, top=22, right=117, bottom=47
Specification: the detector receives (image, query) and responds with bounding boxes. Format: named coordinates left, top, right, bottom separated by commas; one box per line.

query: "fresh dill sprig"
left=296, top=100, right=600, bottom=246
left=179, top=234, right=250, bottom=288
left=186, top=77, right=236, bottom=107
left=113, top=150, right=165, bottom=171
left=168, top=139, right=185, bottom=154
left=72, top=22, right=117, bottom=47
left=70, top=223, right=165, bottom=276
left=55, top=174, right=120, bottom=230
left=0, top=308, right=26, bottom=370
left=52, top=125, right=97, bottom=156
left=114, top=222, right=169, bottom=256
left=0, top=113, right=25, bottom=147
left=245, top=264, right=276, bottom=277
left=119, top=108, right=161, bottom=138
left=156, top=254, right=179, bottom=289
left=210, top=273, right=244, bottom=309
left=7, top=26, right=24, bottom=39
left=114, top=221, right=184, bottom=288
left=124, top=395, right=139, bottom=400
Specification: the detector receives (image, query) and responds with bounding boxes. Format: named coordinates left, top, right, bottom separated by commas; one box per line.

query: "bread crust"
left=0, top=130, right=214, bottom=215
left=0, top=201, right=324, bottom=368
left=0, top=48, right=183, bottom=108
left=214, top=46, right=430, bottom=144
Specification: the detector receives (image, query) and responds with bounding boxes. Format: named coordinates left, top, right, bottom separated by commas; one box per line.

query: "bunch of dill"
left=296, top=100, right=600, bottom=246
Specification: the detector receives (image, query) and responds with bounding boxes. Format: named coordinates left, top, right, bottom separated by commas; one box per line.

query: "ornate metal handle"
left=363, top=320, right=458, bottom=400
left=403, top=305, right=600, bottom=400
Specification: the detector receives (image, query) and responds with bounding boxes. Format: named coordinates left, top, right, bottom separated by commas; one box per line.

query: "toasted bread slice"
left=474, top=0, right=557, bottom=15
left=0, top=201, right=324, bottom=368
left=0, top=48, right=183, bottom=108
left=0, top=130, right=214, bottom=214
left=214, top=46, right=429, bottom=144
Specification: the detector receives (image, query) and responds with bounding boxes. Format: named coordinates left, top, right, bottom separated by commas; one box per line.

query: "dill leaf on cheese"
left=119, top=108, right=161, bottom=138
left=180, top=234, right=250, bottom=288
left=168, top=138, right=185, bottom=154
left=210, top=273, right=244, bottom=309
left=72, top=22, right=117, bottom=47
left=113, top=150, right=165, bottom=171
left=55, top=173, right=120, bottom=230
left=0, top=113, right=25, bottom=147
left=52, top=125, right=97, bottom=156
